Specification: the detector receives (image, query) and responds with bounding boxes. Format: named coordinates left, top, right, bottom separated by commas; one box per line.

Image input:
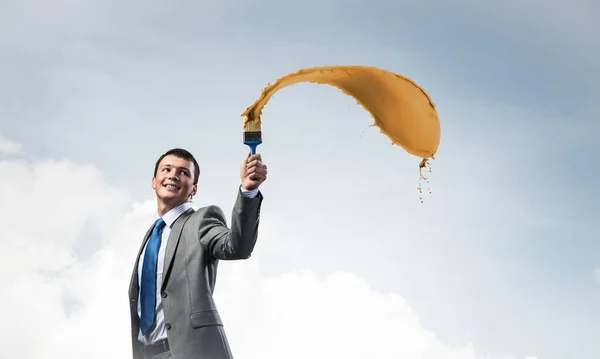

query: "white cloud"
left=0, top=149, right=535, bottom=359
left=0, top=135, right=21, bottom=156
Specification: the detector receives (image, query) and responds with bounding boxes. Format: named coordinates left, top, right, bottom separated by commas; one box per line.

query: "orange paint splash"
left=242, top=65, right=441, bottom=201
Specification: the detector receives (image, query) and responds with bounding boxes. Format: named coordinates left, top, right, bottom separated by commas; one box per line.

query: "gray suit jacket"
left=128, top=190, right=263, bottom=359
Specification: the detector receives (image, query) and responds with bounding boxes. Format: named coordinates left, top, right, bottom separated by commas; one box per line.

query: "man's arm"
left=198, top=152, right=266, bottom=259
left=198, top=187, right=263, bottom=260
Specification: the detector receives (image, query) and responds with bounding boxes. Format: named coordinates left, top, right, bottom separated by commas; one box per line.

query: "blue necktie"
left=140, top=218, right=166, bottom=335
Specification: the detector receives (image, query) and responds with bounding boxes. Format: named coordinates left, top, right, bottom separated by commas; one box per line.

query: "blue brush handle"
left=244, top=140, right=262, bottom=155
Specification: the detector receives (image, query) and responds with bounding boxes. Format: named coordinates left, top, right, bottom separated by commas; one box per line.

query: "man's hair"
left=154, top=148, right=200, bottom=185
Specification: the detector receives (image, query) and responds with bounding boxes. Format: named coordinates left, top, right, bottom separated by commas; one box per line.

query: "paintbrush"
left=243, top=118, right=262, bottom=155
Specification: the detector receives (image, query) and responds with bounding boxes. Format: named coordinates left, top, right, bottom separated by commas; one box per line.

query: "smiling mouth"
left=163, top=184, right=180, bottom=190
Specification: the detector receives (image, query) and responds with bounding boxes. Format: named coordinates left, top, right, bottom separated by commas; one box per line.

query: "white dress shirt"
left=137, top=186, right=259, bottom=344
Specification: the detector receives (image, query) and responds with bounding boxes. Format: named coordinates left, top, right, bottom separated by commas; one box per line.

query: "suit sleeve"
left=198, top=189, right=263, bottom=260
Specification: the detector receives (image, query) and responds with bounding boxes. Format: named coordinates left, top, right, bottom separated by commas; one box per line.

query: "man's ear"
left=151, top=177, right=157, bottom=190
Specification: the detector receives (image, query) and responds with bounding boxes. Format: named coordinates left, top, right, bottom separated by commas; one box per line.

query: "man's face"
left=152, top=154, right=197, bottom=206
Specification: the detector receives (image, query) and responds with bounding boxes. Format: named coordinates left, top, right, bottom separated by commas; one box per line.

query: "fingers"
left=243, top=153, right=267, bottom=184
left=248, top=173, right=266, bottom=182
left=246, top=162, right=268, bottom=175
left=246, top=161, right=267, bottom=172
left=245, top=161, right=267, bottom=181
left=245, top=154, right=266, bottom=170
left=246, top=166, right=267, bottom=177
left=247, top=153, right=262, bottom=162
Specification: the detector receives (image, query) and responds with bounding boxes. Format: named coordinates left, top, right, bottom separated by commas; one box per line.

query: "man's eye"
left=180, top=171, right=188, bottom=176
left=162, top=168, right=169, bottom=172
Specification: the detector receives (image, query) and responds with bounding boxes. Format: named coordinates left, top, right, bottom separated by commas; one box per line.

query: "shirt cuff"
left=240, top=185, right=259, bottom=198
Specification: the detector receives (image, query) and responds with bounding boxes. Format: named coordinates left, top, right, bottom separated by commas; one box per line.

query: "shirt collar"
left=161, top=202, right=193, bottom=228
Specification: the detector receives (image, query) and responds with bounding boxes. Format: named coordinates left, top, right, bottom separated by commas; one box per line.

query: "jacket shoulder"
left=188, top=205, right=226, bottom=222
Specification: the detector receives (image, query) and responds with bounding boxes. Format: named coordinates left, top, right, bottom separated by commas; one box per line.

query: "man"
left=128, top=148, right=267, bottom=359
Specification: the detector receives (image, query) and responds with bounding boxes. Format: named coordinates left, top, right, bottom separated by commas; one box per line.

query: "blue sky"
left=1, top=1, right=598, bottom=359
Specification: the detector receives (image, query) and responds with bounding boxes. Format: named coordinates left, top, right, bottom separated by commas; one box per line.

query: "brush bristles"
left=243, top=120, right=262, bottom=132
left=243, top=131, right=262, bottom=141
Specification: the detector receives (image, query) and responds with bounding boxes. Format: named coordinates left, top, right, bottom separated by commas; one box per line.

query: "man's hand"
left=240, top=152, right=268, bottom=191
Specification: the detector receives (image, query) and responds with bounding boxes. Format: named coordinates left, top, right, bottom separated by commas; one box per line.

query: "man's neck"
left=157, top=199, right=188, bottom=217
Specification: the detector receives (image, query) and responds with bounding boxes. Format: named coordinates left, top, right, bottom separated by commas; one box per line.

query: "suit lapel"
left=128, top=225, right=154, bottom=300
left=161, top=208, right=194, bottom=290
